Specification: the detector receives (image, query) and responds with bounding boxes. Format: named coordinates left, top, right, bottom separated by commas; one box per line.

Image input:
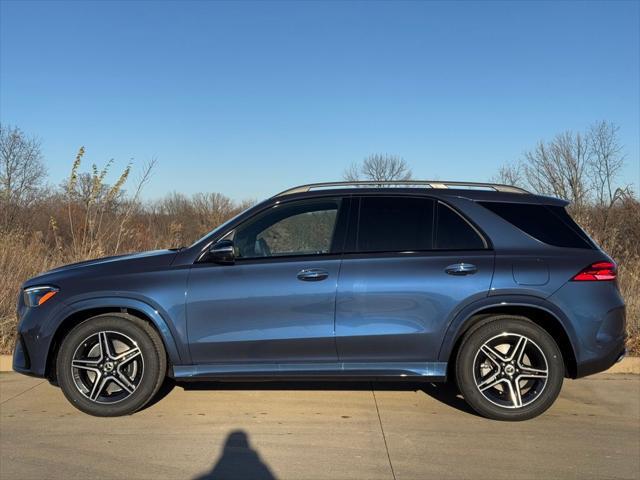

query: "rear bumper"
left=572, top=303, right=627, bottom=378
left=548, top=280, right=626, bottom=379
left=575, top=341, right=626, bottom=378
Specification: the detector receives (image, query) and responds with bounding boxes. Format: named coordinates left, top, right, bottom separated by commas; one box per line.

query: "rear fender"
left=438, top=295, right=578, bottom=364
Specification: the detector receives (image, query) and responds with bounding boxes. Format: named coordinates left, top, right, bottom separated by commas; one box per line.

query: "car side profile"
left=13, top=180, right=626, bottom=420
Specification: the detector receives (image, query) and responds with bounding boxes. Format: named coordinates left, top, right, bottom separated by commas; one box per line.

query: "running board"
left=172, top=362, right=447, bottom=380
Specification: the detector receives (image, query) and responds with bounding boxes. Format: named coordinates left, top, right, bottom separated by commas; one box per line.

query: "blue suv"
left=13, top=181, right=626, bottom=420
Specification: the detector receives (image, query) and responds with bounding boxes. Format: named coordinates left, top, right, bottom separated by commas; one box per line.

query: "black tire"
left=455, top=315, right=564, bottom=421
left=56, top=313, right=167, bottom=417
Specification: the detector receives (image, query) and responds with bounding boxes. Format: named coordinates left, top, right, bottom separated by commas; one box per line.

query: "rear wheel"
left=56, top=313, right=166, bottom=416
left=455, top=316, right=564, bottom=421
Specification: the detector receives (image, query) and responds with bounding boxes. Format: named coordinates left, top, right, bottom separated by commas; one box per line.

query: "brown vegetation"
left=0, top=122, right=638, bottom=355
left=495, top=121, right=639, bottom=354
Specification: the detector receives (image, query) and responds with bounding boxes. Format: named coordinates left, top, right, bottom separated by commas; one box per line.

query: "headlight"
left=24, top=286, right=59, bottom=307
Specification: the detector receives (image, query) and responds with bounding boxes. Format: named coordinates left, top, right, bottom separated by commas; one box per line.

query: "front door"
left=187, top=197, right=346, bottom=365
left=335, top=196, right=494, bottom=363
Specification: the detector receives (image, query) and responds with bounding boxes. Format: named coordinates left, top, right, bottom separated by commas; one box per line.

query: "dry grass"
left=619, top=265, right=640, bottom=354
left=0, top=231, right=65, bottom=352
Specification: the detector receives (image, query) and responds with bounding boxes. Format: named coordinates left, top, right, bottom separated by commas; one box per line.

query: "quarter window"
left=479, top=201, right=594, bottom=249
left=435, top=202, right=486, bottom=250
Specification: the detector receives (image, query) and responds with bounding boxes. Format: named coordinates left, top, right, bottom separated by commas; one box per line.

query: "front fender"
left=437, top=294, right=578, bottom=363
left=48, top=296, right=187, bottom=367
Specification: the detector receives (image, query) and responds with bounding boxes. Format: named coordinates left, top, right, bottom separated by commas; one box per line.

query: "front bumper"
left=12, top=335, right=34, bottom=375
left=12, top=292, right=67, bottom=378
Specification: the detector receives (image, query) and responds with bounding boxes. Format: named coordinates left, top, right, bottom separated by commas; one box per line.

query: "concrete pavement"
left=1, top=373, right=639, bottom=480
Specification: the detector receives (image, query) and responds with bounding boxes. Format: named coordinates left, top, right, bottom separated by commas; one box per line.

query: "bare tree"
left=495, top=121, right=631, bottom=210
left=492, top=161, right=525, bottom=188
left=522, top=131, right=590, bottom=207
left=587, top=121, right=629, bottom=206
left=344, top=154, right=412, bottom=182
left=0, top=125, right=47, bottom=227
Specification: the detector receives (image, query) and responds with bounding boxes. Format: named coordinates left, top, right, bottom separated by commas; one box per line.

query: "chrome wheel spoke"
left=72, top=358, right=101, bottom=373
left=112, top=372, right=135, bottom=394
left=114, top=346, right=141, bottom=364
left=98, top=331, right=115, bottom=360
left=517, top=371, right=547, bottom=381
left=480, top=344, right=508, bottom=364
left=508, top=336, right=527, bottom=363
left=89, top=374, right=108, bottom=401
left=505, top=379, right=523, bottom=408
left=519, top=364, right=548, bottom=378
left=478, top=375, right=505, bottom=392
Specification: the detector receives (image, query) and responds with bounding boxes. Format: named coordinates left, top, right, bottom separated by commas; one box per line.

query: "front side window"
left=233, top=199, right=340, bottom=259
left=356, top=196, right=434, bottom=253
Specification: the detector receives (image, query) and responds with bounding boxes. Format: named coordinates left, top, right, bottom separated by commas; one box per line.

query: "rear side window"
left=479, top=202, right=594, bottom=249
left=356, top=197, right=434, bottom=252
left=435, top=202, right=486, bottom=250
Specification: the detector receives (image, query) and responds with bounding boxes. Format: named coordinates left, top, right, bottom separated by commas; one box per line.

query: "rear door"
left=335, top=196, right=494, bottom=363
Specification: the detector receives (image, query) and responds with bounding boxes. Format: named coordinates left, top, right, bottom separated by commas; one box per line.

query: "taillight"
left=572, top=262, right=617, bottom=281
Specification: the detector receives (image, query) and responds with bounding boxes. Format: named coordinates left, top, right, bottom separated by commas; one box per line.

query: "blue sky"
left=1, top=0, right=638, bottom=201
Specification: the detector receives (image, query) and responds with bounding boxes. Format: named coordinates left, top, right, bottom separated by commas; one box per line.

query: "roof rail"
left=274, top=180, right=529, bottom=197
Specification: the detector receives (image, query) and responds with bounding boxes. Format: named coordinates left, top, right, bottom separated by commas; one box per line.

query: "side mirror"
left=208, top=239, right=235, bottom=265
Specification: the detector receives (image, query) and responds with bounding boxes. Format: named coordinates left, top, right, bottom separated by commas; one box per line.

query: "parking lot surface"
left=1, top=372, right=639, bottom=480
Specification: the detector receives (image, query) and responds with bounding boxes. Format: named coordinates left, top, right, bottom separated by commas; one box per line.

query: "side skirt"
left=171, top=361, right=447, bottom=381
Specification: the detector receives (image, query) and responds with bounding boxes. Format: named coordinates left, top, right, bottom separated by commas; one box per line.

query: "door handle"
left=297, top=268, right=329, bottom=281
left=445, top=263, right=477, bottom=276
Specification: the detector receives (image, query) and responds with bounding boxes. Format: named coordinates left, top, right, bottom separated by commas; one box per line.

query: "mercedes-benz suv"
left=13, top=181, right=627, bottom=420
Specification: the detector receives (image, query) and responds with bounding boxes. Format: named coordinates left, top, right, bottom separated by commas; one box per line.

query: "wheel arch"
left=45, top=298, right=184, bottom=381
left=440, top=299, right=578, bottom=379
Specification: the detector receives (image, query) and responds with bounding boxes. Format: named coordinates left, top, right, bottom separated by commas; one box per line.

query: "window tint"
left=356, top=197, right=434, bottom=252
left=435, top=202, right=486, bottom=250
left=234, top=199, right=340, bottom=258
left=479, top=202, right=594, bottom=249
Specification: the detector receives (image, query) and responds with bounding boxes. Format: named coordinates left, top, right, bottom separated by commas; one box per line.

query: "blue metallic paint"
left=186, top=258, right=341, bottom=363
left=335, top=252, right=494, bottom=362
left=13, top=187, right=626, bottom=384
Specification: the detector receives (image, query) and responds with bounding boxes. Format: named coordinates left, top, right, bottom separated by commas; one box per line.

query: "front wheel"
left=56, top=313, right=167, bottom=416
left=455, top=316, right=564, bottom=421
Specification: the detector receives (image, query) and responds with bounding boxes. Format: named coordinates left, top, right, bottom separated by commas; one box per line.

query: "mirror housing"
left=207, top=239, right=235, bottom=265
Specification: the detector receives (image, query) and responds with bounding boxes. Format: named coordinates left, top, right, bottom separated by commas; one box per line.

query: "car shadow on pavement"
left=141, top=377, right=178, bottom=410
left=193, top=430, right=277, bottom=480
left=163, top=380, right=479, bottom=417
left=417, top=381, right=479, bottom=416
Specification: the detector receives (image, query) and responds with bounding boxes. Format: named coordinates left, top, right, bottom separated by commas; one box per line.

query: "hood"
left=24, top=249, right=179, bottom=288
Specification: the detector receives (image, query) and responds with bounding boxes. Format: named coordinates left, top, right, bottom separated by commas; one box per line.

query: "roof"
left=275, top=180, right=528, bottom=196
left=272, top=181, right=568, bottom=206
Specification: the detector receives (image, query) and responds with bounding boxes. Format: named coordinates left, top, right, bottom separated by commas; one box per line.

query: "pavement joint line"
left=0, top=379, right=47, bottom=406
left=371, top=384, right=397, bottom=480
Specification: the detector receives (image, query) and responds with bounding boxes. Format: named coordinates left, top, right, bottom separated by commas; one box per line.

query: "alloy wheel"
left=70, top=330, right=144, bottom=404
left=472, top=332, right=549, bottom=409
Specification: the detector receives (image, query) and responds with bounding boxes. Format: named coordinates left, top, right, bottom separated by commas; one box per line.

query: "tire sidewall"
left=56, top=315, right=164, bottom=417
left=456, top=317, right=564, bottom=421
